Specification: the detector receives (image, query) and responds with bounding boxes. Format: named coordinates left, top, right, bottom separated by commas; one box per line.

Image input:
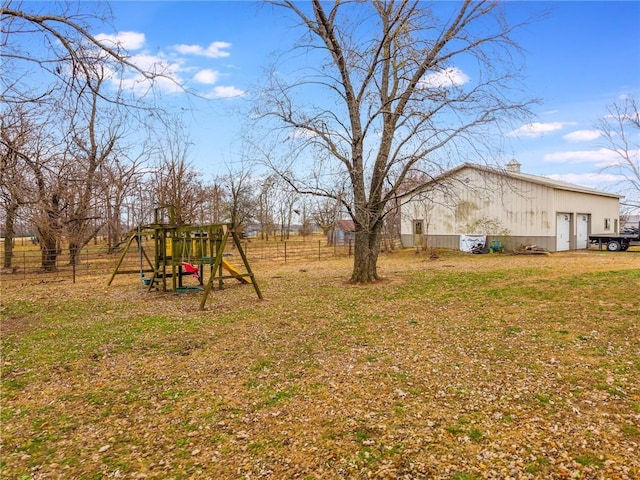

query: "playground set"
left=107, top=206, right=262, bottom=310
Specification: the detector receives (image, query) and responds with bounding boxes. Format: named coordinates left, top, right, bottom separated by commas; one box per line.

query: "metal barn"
left=400, top=161, right=622, bottom=252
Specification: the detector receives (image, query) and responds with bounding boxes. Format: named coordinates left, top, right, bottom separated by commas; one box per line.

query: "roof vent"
left=506, top=159, right=521, bottom=173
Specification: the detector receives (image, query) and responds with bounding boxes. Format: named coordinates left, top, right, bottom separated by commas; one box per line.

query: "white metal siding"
left=554, top=190, right=619, bottom=235
left=401, top=167, right=557, bottom=236
left=400, top=165, right=621, bottom=250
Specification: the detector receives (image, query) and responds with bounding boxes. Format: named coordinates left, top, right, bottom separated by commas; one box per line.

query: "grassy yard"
left=1, top=249, right=639, bottom=479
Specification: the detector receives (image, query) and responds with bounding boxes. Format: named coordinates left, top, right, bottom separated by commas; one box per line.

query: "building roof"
left=335, top=219, right=356, bottom=232
left=411, top=162, right=623, bottom=200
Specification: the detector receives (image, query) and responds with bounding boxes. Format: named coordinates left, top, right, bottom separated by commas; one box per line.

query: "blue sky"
left=22, top=1, right=640, bottom=196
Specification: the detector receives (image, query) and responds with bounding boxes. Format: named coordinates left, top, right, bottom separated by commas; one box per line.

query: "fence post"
left=284, top=241, right=287, bottom=264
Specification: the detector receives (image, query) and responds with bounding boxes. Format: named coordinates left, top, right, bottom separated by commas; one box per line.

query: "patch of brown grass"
left=1, top=250, right=639, bottom=479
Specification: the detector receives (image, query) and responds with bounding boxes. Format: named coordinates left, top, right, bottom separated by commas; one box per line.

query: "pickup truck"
left=589, top=223, right=640, bottom=251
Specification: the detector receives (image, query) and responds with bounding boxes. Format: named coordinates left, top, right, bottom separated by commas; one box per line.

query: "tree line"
left=0, top=3, right=371, bottom=272
left=4, top=1, right=636, bottom=281
left=0, top=100, right=365, bottom=271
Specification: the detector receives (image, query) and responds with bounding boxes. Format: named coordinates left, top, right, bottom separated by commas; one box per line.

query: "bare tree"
left=380, top=193, right=401, bottom=252
left=1, top=2, right=166, bottom=107
left=97, top=151, right=151, bottom=252
left=191, top=182, right=222, bottom=225
left=0, top=103, right=65, bottom=271
left=150, top=123, right=203, bottom=225
left=62, top=67, right=124, bottom=265
left=31, top=148, right=65, bottom=272
left=311, top=197, right=342, bottom=245
left=217, top=165, right=257, bottom=233
left=2, top=2, right=180, bottom=268
left=257, top=0, right=534, bottom=282
left=272, top=175, right=299, bottom=240
left=596, top=96, right=640, bottom=206
left=0, top=104, right=34, bottom=269
left=257, top=174, right=278, bottom=240
left=296, top=198, right=314, bottom=238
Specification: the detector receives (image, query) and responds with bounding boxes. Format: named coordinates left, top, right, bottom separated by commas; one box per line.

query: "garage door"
left=576, top=214, right=589, bottom=249
left=556, top=213, right=571, bottom=251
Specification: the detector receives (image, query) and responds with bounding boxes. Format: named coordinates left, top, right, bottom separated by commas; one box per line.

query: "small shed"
left=329, top=219, right=356, bottom=246
left=400, top=161, right=622, bottom=252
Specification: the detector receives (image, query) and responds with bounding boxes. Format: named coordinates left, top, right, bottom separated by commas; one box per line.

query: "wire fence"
left=0, top=236, right=400, bottom=286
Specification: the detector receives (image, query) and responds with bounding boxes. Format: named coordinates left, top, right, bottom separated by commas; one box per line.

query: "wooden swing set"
left=107, top=206, right=262, bottom=310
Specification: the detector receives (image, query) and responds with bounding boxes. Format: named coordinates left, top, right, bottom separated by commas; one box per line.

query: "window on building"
left=604, top=218, right=611, bottom=231
left=413, top=220, right=423, bottom=236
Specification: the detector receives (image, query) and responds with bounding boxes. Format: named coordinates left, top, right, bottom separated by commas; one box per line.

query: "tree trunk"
left=106, top=199, right=113, bottom=253
left=69, top=242, right=81, bottom=265
left=3, top=202, right=18, bottom=269
left=36, top=194, right=62, bottom=272
left=3, top=235, right=14, bottom=270
left=40, top=233, right=58, bottom=272
left=350, top=223, right=382, bottom=283
left=320, top=226, right=333, bottom=246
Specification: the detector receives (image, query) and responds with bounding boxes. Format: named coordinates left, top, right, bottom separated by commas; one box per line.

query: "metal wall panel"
left=400, top=165, right=621, bottom=251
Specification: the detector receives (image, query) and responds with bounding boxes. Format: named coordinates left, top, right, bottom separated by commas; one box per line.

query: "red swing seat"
left=181, top=261, right=200, bottom=280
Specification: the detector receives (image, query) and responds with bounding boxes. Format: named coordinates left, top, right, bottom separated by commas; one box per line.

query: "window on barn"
left=604, top=218, right=611, bottom=231
left=413, top=220, right=423, bottom=236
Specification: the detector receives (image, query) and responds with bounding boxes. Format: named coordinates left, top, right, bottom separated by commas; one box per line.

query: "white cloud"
left=548, top=172, right=625, bottom=187
left=173, top=41, right=231, bottom=58
left=129, top=53, right=183, bottom=75
left=507, top=122, right=566, bottom=138
left=134, top=54, right=185, bottom=90
left=193, top=69, right=220, bottom=84
left=562, top=129, right=603, bottom=142
left=204, top=85, right=245, bottom=99
left=543, top=147, right=620, bottom=165
left=96, top=31, right=146, bottom=50
left=117, top=73, right=183, bottom=96
left=290, top=128, right=318, bottom=139
left=173, top=44, right=204, bottom=55
left=419, top=67, right=470, bottom=89
left=94, top=33, right=241, bottom=99
left=108, top=52, right=185, bottom=95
